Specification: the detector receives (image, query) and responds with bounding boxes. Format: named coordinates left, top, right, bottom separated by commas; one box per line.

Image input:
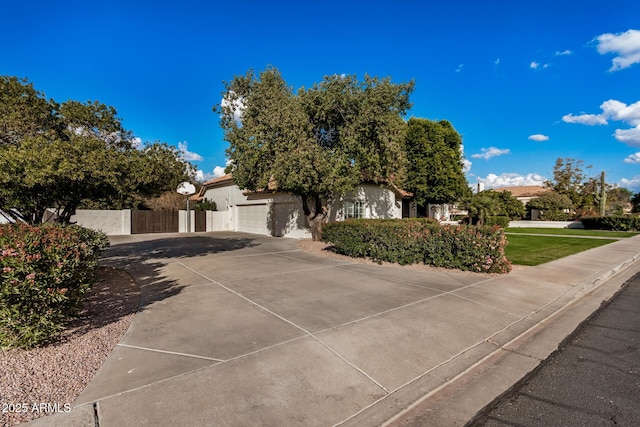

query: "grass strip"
left=505, top=228, right=638, bottom=238
left=505, top=235, right=618, bottom=266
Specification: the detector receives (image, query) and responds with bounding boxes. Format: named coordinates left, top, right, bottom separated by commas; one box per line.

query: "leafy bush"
left=194, top=199, right=217, bottom=211
left=486, top=216, right=510, bottom=228
left=0, top=223, right=109, bottom=349
left=526, top=191, right=572, bottom=221
left=322, top=218, right=511, bottom=273
left=581, top=216, right=640, bottom=231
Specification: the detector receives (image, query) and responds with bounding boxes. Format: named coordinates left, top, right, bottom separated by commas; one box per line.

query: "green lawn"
left=504, top=234, right=618, bottom=266
left=505, top=228, right=638, bottom=238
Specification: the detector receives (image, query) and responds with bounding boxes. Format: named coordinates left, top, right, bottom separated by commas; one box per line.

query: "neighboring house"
left=192, top=174, right=412, bottom=238
left=495, top=185, right=551, bottom=204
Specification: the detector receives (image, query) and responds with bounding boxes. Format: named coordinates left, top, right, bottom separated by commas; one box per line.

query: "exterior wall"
left=335, top=184, right=401, bottom=220
left=178, top=210, right=196, bottom=233
left=202, top=182, right=402, bottom=238
left=70, top=209, right=132, bottom=235
left=208, top=211, right=229, bottom=231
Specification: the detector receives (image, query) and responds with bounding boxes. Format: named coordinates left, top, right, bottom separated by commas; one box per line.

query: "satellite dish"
left=177, top=182, right=196, bottom=195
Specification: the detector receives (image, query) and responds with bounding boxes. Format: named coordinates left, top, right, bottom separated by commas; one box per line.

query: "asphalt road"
left=468, top=272, right=640, bottom=426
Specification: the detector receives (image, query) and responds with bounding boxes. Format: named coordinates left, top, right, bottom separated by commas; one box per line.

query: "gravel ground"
left=0, top=267, right=140, bottom=427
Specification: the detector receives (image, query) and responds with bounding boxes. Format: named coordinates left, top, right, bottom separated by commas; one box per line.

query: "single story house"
left=495, top=185, right=551, bottom=204
left=192, top=174, right=412, bottom=239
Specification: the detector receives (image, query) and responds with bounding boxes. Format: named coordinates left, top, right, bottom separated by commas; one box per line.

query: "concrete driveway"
left=56, top=232, right=640, bottom=426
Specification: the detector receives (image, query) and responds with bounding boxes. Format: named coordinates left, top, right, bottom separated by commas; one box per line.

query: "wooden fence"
left=131, top=210, right=179, bottom=234
left=195, top=211, right=206, bottom=232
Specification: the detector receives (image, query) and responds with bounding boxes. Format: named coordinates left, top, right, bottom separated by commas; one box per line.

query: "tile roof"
left=495, top=185, right=551, bottom=198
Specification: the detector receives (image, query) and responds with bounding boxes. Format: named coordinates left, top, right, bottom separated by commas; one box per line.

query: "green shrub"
left=194, top=199, right=217, bottom=211
left=486, top=216, right=510, bottom=228
left=322, top=219, right=511, bottom=273
left=581, top=216, right=640, bottom=231
left=0, top=223, right=109, bottom=349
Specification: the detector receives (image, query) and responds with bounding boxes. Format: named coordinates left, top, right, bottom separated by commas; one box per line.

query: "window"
left=344, top=201, right=365, bottom=219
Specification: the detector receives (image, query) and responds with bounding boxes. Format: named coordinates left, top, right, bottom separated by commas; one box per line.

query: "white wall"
left=70, top=209, right=131, bottom=235
left=509, top=220, right=584, bottom=229
left=202, top=182, right=401, bottom=238
left=336, top=184, right=401, bottom=220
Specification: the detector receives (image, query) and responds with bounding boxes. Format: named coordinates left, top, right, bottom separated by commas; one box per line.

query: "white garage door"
left=236, top=204, right=270, bottom=235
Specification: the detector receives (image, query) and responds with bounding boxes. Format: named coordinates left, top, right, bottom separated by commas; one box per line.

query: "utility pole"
left=599, top=171, right=607, bottom=217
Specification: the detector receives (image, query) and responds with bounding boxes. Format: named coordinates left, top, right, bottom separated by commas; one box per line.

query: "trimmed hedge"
left=322, top=218, right=511, bottom=273
left=581, top=216, right=640, bottom=231
left=0, top=223, right=109, bottom=349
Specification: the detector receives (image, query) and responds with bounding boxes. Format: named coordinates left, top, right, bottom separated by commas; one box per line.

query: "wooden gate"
left=195, top=211, right=206, bottom=232
left=131, top=210, right=179, bottom=234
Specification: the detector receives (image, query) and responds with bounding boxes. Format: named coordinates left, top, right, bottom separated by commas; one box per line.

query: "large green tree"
left=0, top=76, right=194, bottom=224
left=403, top=117, right=470, bottom=207
left=526, top=191, right=573, bottom=220
left=545, top=157, right=590, bottom=209
left=216, top=67, right=414, bottom=239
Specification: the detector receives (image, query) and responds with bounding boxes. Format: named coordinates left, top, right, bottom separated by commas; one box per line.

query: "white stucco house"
left=193, top=174, right=412, bottom=239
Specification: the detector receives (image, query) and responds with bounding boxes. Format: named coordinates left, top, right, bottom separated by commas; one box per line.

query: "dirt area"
left=0, top=267, right=140, bottom=427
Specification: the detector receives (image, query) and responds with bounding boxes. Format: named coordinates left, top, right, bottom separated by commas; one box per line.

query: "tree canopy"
left=545, top=157, right=634, bottom=218
left=403, top=117, right=470, bottom=206
left=216, top=67, right=414, bottom=238
left=0, top=76, right=194, bottom=224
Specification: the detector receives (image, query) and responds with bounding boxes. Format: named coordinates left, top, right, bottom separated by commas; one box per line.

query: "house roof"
left=495, top=185, right=551, bottom=198
left=191, top=173, right=234, bottom=201
left=195, top=172, right=413, bottom=200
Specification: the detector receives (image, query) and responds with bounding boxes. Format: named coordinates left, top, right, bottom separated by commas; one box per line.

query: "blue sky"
left=3, top=1, right=640, bottom=191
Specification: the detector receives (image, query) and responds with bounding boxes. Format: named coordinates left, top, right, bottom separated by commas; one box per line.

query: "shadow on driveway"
left=98, top=234, right=260, bottom=311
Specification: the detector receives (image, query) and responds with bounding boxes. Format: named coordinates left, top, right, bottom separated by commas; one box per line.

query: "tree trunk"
left=301, top=194, right=327, bottom=241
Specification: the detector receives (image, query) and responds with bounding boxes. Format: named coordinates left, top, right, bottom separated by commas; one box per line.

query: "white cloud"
left=471, top=147, right=510, bottom=160
left=564, top=99, right=640, bottom=145
left=455, top=64, right=464, bottom=73
left=494, top=58, right=500, bottom=65
left=212, top=165, right=226, bottom=178
left=211, top=159, right=232, bottom=180
left=130, top=137, right=143, bottom=149
left=221, top=93, right=245, bottom=122
left=477, top=173, right=546, bottom=189
left=178, top=141, right=203, bottom=162
left=595, top=29, right=640, bottom=71
left=620, top=175, right=640, bottom=190
left=530, top=61, right=549, bottom=70
left=563, top=99, right=640, bottom=126
left=555, top=50, right=572, bottom=56
left=600, top=99, right=640, bottom=126
left=624, top=152, right=640, bottom=164
left=615, top=125, right=640, bottom=146
left=528, top=134, right=549, bottom=142
left=562, top=113, right=608, bottom=125
left=462, top=158, right=472, bottom=173
left=460, top=145, right=472, bottom=173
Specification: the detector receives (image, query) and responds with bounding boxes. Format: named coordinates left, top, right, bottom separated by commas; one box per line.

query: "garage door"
left=236, top=204, right=270, bottom=235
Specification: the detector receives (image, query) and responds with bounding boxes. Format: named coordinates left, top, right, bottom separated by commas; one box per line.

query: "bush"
left=194, top=199, right=217, bottom=211
left=486, top=216, right=510, bottom=228
left=322, top=218, right=511, bottom=273
left=0, top=224, right=109, bottom=349
left=581, top=216, right=640, bottom=231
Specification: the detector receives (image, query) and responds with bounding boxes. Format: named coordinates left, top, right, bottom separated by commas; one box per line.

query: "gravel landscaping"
left=0, top=267, right=139, bottom=427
